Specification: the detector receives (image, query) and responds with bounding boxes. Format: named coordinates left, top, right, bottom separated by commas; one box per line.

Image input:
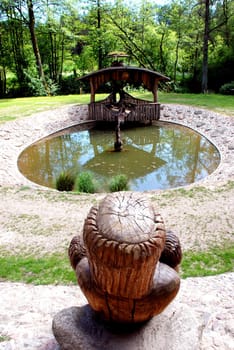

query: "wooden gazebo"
left=79, top=66, right=170, bottom=123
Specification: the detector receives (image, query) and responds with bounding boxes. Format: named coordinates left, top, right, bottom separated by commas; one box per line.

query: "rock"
left=228, top=143, right=234, bottom=150
left=194, top=110, right=203, bottom=115
left=196, top=122, right=206, bottom=128
left=52, top=304, right=200, bottom=350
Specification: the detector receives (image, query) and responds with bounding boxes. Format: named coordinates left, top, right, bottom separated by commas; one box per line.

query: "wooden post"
left=90, top=79, right=95, bottom=103
left=153, top=79, right=158, bottom=102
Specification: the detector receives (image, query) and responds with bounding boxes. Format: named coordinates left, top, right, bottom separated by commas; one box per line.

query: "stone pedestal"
left=52, top=304, right=200, bottom=350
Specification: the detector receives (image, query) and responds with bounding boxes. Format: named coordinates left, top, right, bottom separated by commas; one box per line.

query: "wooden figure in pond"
left=69, top=192, right=182, bottom=323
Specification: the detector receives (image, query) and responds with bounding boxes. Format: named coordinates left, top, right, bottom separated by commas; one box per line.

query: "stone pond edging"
left=0, top=103, right=233, bottom=189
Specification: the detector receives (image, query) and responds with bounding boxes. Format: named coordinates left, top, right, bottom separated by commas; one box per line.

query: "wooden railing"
left=88, top=92, right=161, bottom=122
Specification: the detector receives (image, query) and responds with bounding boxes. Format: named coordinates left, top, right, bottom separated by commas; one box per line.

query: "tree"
left=201, top=0, right=210, bottom=93
left=200, top=0, right=234, bottom=92
left=26, top=0, right=49, bottom=93
left=0, top=0, right=233, bottom=96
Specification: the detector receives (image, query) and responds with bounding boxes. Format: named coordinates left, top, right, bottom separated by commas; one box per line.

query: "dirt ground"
left=0, top=182, right=233, bottom=257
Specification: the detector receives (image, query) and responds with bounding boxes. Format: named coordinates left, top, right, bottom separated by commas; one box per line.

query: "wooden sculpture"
left=69, top=192, right=182, bottom=323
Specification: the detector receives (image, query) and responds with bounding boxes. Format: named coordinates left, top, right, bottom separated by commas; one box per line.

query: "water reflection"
left=18, top=123, right=220, bottom=191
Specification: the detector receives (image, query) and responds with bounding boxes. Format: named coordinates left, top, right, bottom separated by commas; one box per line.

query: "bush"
left=24, top=70, right=58, bottom=96
left=109, top=174, right=129, bottom=192
left=55, top=171, right=76, bottom=191
left=58, top=75, right=82, bottom=95
left=58, top=75, right=91, bottom=95
left=219, top=82, right=234, bottom=95
left=75, top=172, right=96, bottom=193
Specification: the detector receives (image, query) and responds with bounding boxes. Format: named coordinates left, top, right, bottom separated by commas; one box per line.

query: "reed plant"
left=55, top=171, right=76, bottom=192
left=109, top=174, right=129, bottom=192
left=75, top=172, right=96, bottom=193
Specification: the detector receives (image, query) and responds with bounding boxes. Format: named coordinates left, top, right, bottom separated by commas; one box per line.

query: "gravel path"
left=0, top=103, right=233, bottom=349
left=0, top=274, right=233, bottom=350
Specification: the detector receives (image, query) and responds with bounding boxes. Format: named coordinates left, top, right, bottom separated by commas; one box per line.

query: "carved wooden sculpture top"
left=69, top=192, right=182, bottom=323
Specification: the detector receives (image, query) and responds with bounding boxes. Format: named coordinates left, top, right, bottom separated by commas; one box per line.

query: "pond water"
left=18, top=122, right=220, bottom=191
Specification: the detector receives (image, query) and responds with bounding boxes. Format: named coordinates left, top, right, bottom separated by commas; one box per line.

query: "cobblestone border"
left=0, top=103, right=233, bottom=189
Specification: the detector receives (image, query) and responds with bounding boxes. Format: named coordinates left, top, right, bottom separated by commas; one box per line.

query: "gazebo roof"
left=79, top=66, right=170, bottom=94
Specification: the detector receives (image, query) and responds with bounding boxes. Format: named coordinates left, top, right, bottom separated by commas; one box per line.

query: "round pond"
left=18, top=122, right=220, bottom=191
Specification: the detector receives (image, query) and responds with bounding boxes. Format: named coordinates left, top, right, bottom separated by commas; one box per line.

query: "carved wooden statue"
left=69, top=192, right=182, bottom=323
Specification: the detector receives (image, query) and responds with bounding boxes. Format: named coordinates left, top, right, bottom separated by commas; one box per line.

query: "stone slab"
left=52, top=304, right=200, bottom=350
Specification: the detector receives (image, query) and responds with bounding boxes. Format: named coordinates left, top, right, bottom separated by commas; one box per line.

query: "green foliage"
left=59, top=75, right=83, bottom=95
left=24, top=70, right=58, bottom=96
left=109, top=174, right=129, bottom=192
left=55, top=171, right=76, bottom=192
left=0, top=0, right=234, bottom=95
left=219, top=82, right=234, bottom=95
left=75, top=172, right=96, bottom=193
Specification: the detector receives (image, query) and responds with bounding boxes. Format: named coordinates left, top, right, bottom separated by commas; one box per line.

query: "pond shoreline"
left=0, top=103, right=233, bottom=189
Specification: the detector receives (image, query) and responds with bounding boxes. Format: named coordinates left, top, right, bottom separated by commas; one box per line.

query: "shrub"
left=75, top=172, right=96, bottom=193
left=24, top=69, right=58, bottom=96
left=55, top=171, right=76, bottom=191
left=219, top=82, right=234, bottom=95
left=109, top=174, right=129, bottom=192
left=58, top=75, right=82, bottom=95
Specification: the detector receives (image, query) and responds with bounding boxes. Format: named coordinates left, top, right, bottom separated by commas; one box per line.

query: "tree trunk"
left=201, top=0, right=210, bottom=93
left=159, top=32, right=166, bottom=73
left=7, top=8, right=27, bottom=94
left=26, top=0, right=49, bottom=94
left=0, top=66, right=6, bottom=96
left=97, top=0, right=102, bottom=69
left=173, top=38, right=180, bottom=82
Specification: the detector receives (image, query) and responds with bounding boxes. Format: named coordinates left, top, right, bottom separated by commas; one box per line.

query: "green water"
left=18, top=123, right=220, bottom=191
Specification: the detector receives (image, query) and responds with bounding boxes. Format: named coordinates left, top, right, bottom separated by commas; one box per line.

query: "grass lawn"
left=0, top=244, right=233, bottom=284
left=135, top=91, right=234, bottom=116
left=0, top=91, right=234, bottom=124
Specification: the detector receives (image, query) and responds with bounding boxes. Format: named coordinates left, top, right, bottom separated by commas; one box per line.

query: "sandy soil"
left=0, top=182, right=233, bottom=256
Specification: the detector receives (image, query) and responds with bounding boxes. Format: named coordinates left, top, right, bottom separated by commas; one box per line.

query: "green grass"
left=134, top=91, right=234, bottom=117
left=151, top=180, right=234, bottom=202
left=0, top=253, right=76, bottom=285
left=0, top=91, right=233, bottom=123
left=0, top=94, right=108, bottom=123
left=181, top=245, right=234, bottom=278
left=0, top=334, right=11, bottom=342
left=0, top=245, right=233, bottom=285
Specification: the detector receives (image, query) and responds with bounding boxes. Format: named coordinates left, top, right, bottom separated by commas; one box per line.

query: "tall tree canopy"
left=0, top=0, right=233, bottom=96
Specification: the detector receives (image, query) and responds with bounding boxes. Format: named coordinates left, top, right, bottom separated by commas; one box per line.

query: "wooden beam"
left=90, top=79, right=95, bottom=103
left=153, top=79, right=158, bottom=102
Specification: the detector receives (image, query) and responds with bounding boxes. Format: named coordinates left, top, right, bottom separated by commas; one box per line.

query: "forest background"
left=0, top=0, right=233, bottom=98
